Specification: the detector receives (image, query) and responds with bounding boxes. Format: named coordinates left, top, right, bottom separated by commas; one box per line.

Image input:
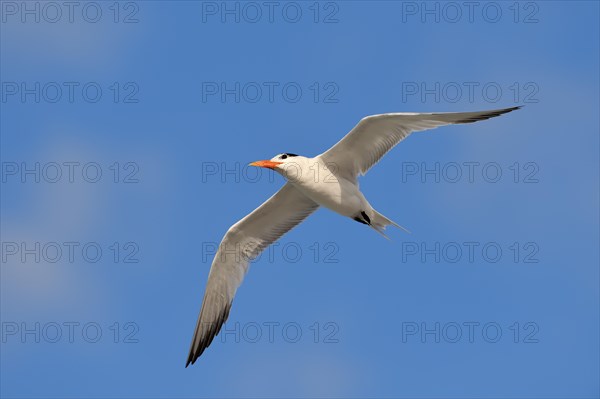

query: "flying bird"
left=186, top=106, right=520, bottom=366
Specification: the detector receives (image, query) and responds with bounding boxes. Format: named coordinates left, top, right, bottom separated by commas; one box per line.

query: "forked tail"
left=370, top=210, right=410, bottom=239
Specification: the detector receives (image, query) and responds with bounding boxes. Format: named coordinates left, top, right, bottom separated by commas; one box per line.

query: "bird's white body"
left=186, top=106, right=521, bottom=366
left=280, top=156, right=370, bottom=219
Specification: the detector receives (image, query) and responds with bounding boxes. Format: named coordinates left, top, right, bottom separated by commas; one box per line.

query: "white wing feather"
left=319, top=107, right=520, bottom=180
left=186, top=183, right=318, bottom=366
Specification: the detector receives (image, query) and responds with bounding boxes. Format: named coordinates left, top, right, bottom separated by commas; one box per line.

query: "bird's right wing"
left=186, top=183, right=318, bottom=366
left=319, top=107, right=520, bottom=181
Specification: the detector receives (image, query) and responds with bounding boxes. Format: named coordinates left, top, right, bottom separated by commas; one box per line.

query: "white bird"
left=186, top=106, right=520, bottom=366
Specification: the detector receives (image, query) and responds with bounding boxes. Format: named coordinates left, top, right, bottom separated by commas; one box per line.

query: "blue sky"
left=1, top=1, right=598, bottom=398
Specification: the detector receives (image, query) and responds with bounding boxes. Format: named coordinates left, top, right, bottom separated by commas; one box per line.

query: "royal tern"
left=186, top=106, right=520, bottom=366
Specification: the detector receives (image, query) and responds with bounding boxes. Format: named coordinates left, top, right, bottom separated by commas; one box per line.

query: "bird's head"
left=249, top=153, right=309, bottom=181
left=249, top=153, right=305, bottom=170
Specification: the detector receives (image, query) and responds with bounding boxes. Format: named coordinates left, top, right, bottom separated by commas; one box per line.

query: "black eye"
left=281, top=154, right=288, bottom=160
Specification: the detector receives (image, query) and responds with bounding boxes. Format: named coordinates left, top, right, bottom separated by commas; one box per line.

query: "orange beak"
left=248, top=160, right=283, bottom=170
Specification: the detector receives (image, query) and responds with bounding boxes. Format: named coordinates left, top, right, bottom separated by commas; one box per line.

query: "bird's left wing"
left=319, top=107, right=520, bottom=181
left=186, top=183, right=318, bottom=366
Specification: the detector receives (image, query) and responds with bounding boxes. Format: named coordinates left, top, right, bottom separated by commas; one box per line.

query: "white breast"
left=282, top=157, right=366, bottom=217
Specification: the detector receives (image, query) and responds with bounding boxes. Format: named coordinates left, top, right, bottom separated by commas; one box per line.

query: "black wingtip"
left=454, top=106, right=522, bottom=124
left=185, top=302, right=233, bottom=367
left=505, top=105, right=523, bottom=112
left=186, top=351, right=200, bottom=367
